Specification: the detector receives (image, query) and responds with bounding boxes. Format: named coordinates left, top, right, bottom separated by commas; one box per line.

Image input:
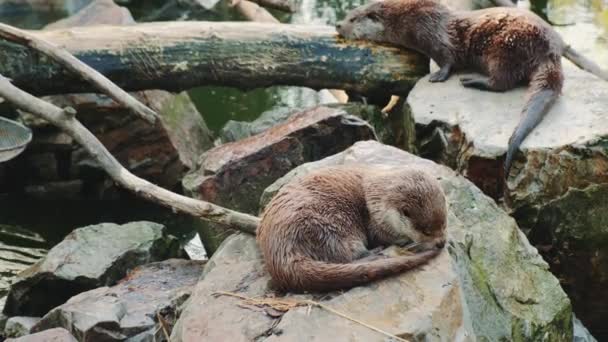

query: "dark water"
left=0, top=194, right=198, bottom=247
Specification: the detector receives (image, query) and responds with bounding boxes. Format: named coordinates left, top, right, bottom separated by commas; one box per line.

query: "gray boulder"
left=4, top=317, right=40, bottom=338
left=5, top=327, right=77, bottom=342
left=407, top=45, right=608, bottom=338
left=407, top=62, right=608, bottom=197
left=172, top=141, right=572, bottom=341
left=32, top=259, right=203, bottom=342
left=3, top=222, right=180, bottom=317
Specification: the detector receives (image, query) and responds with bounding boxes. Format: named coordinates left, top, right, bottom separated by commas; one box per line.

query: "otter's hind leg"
left=459, top=75, right=516, bottom=92
left=461, top=56, right=524, bottom=91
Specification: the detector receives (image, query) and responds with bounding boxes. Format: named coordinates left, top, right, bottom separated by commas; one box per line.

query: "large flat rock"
left=173, top=141, right=573, bottom=341
left=409, top=63, right=607, bottom=196
left=3, top=222, right=180, bottom=317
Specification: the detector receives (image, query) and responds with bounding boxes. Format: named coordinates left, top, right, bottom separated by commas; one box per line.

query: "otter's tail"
left=563, top=46, right=608, bottom=81
left=505, top=58, right=563, bottom=176
left=284, top=249, right=440, bottom=292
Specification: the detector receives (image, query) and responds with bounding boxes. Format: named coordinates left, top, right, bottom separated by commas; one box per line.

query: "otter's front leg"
left=429, top=64, right=452, bottom=82
left=394, top=238, right=412, bottom=247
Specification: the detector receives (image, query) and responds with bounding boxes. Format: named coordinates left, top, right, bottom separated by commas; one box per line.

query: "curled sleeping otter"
left=337, top=0, right=608, bottom=176
left=257, top=165, right=447, bottom=292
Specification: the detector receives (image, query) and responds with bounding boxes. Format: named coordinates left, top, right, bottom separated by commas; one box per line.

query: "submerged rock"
left=32, top=259, right=203, bottom=341
left=218, top=107, right=301, bottom=144
left=3, top=222, right=180, bottom=317
left=4, top=317, right=40, bottom=338
left=5, top=327, right=77, bottom=342
left=183, top=105, right=376, bottom=215
left=173, top=141, right=572, bottom=341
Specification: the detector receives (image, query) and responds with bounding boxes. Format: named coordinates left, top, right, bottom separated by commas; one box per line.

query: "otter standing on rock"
left=337, top=0, right=608, bottom=176
left=257, top=166, right=447, bottom=292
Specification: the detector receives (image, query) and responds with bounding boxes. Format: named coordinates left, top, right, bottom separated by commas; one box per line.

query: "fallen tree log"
left=230, top=0, right=348, bottom=102
left=0, top=21, right=429, bottom=97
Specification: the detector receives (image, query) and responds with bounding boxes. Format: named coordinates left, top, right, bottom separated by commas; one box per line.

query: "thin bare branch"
left=0, top=22, right=158, bottom=124
left=0, top=74, right=259, bottom=234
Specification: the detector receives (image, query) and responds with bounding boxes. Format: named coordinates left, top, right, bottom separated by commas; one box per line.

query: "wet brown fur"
left=337, top=1, right=574, bottom=176
left=257, top=165, right=447, bottom=292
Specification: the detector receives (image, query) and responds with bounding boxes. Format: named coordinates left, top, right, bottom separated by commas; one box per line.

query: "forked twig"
left=213, top=291, right=411, bottom=342
left=0, top=22, right=158, bottom=124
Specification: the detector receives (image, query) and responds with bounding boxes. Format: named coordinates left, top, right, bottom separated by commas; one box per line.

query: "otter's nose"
left=435, top=239, right=446, bottom=249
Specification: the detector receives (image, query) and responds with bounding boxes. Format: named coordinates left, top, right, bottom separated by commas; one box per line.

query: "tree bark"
left=0, top=21, right=429, bottom=97
left=231, top=0, right=348, bottom=102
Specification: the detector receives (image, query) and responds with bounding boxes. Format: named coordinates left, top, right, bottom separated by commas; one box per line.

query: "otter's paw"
left=428, top=65, right=451, bottom=82
left=394, top=239, right=412, bottom=248
left=418, top=248, right=442, bottom=260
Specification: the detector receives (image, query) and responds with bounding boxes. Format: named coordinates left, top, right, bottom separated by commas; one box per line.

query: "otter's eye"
left=366, top=12, right=379, bottom=20
left=349, top=17, right=356, bottom=23
left=401, top=209, right=410, bottom=217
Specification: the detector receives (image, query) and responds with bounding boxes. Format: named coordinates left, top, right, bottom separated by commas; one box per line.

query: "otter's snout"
left=335, top=21, right=346, bottom=36
left=416, top=237, right=446, bottom=252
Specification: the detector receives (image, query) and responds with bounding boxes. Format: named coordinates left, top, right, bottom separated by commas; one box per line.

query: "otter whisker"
left=403, top=241, right=421, bottom=250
